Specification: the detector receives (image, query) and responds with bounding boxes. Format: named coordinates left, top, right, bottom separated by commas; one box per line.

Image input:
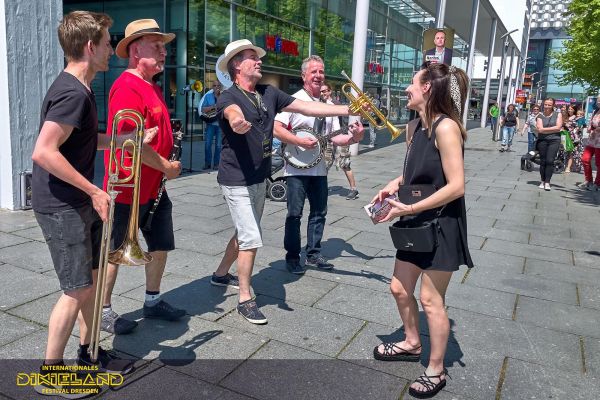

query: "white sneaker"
left=544, top=183, right=551, bottom=191
left=579, top=181, right=592, bottom=189
left=538, top=182, right=545, bottom=189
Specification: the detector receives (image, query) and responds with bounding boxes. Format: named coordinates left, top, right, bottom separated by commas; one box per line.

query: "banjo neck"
left=320, top=126, right=347, bottom=140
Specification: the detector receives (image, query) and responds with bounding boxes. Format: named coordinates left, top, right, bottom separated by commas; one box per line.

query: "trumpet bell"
left=109, top=239, right=153, bottom=266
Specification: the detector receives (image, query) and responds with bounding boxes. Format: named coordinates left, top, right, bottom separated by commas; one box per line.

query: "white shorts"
left=221, top=182, right=266, bottom=250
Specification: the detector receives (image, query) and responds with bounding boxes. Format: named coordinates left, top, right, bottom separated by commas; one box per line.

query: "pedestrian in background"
left=536, top=98, right=563, bottom=191
left=499, top=103, right=519, bottom=152
left=521, top=104, right=540, bottom=153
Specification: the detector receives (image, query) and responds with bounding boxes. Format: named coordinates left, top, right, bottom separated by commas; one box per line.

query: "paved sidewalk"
left=1, top=125, right=599, bottom=399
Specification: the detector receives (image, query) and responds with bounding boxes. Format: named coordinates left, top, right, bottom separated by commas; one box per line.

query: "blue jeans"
left=527, top=130, right=537, bottom=152
left=490, top=117, right=497, bottom=133
left=284, top=175, right=328, bottom=261
left=204, top=124, right=221, bottom=167
left=502, top=126, right=516, bottom=147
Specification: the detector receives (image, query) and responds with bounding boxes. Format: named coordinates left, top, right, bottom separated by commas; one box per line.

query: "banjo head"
left=282, top=127, right=323, bottom=169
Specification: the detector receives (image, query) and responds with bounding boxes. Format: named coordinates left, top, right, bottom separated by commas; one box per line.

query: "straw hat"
left=115, top=19, right=175, bottom=59
left=216, top=39, right=266, bottom=79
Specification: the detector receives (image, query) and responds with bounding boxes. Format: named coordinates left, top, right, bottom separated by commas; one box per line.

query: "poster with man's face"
left=422, top=28, right=455, bottom=65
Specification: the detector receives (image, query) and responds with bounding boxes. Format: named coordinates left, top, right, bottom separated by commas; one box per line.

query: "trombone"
left=90, top=109, right=152, bottom=362
left=340, top=70, right=403, bottom=141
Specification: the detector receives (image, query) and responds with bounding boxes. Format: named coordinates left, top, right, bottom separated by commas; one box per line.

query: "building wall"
left=0, top=0, right=63, bottom=210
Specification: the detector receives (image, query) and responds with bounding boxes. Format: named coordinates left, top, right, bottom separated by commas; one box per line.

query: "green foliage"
left=553, top=0, right=600, bottom=92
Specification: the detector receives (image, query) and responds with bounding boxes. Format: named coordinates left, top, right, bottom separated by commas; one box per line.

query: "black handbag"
left=389, top=218, right=440, bottom=252
left=200, top=114, right=218, bottom=124
left=389, top=185, right=442, bottom=252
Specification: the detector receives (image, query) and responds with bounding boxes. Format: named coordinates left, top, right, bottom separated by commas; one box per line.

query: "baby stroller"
left=266, top=140, right=287, bottom=201
left=521, top=141, right=566, bottom=173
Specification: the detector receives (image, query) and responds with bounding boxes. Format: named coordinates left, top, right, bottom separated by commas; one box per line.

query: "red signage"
left=265, top=35, right=299, bottom=56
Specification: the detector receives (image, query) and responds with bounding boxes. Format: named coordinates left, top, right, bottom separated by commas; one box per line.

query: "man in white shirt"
left=274, top=55, right=364, bottom=274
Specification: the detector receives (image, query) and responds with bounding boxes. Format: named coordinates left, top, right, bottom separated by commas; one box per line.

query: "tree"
left=553, top=0, right=600, bottom=93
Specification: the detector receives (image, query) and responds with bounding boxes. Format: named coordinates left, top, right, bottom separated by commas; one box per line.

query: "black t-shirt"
left=502, top=110, right=518, bottom=127
left=32, top=72, right=99, bottom=212
left=216, top=84, right=294, bottom=186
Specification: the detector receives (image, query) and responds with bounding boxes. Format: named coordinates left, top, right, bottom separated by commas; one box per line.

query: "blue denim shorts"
left=35, top=204, right=102, bottom=292
left=111, top=192, right=175, bottom=253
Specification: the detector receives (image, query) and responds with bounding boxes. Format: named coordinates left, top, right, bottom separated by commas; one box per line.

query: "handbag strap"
left=402, top=118, right=448, bottom=218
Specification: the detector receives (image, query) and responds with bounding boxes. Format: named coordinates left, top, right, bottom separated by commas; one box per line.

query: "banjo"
left=281, top=126, right=348, bottom=169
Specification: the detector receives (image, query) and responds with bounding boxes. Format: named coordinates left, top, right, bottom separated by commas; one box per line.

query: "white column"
left=435, top=0, right=447, bottom=28
left=494, top=42, right=509, bottom=141
left=480, top=18, right=497, bottom=128
left=505, top=47, right=516, bottom=106
left=349, top=0, right=370, bottom=156
left=0, top=0, right=14, bottom=208
left=462, top=0, right=480, bottom=126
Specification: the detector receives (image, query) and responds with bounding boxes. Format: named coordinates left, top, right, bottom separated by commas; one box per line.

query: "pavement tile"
left=346, top=231, right=395, bottom=251
left=578, top=284, right=600, bottom=311
left=524, top=258, right=600, bottom=287
left=122, top=274, right=239, bottom=322
left=218, top=295, right=364, bottom=357
left=338, top=321, right=502, bottom=400
left=0, top=211, right=39, bottom=233
left=0, top=329, right=80, bottom=359
left=500, top=358, right=599, bottom=400
left=111, top=316, right=266, bottom=384
left=445, top=282, right=516, bottom=319
left=467, top=207, right=534, bottom=224
left=251, top=267, right=338, bottom=306
left=0, top=312, right=40, bottom=347
left=172, top=213, right=233, bottom=234
left=0, top=264, right=59, bottom=310
left=304, top=261, right=392, bottom=293
left=529, top=232, right=598, bottom=252
left=515, top=296, right=600, bottom=339
left=174, top=230, right=230, bottom=256
left=220, top=340, right=405, bottom=400
left=583, top=336, right=600, bottom=377
left=313, top=283, right=406, bottom=327
left=0, top=232, right=32, bottom=249
left=468, top=249, right=525, bottom=273
left=0, top=242, right=54, bottom=273
left=170, top=192, right=226, bottom=206
left=573, top=250, right=600, bottom=269
left=447, top=307, right=582, bottom=372
left=102, top=360, right=250, bottom=400
left=465, top=266, right=577, bottom=305
left=7, top=225, right=45, bottom=242
left=482, top=238, right=572, bottom=264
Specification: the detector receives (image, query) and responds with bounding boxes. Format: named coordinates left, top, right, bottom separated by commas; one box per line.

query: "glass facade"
left=64, top=0, right=465, bottom=130
left=527, top=36, right=586, bottom=106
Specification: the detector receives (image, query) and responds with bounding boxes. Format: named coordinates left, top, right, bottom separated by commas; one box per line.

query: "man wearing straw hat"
left=100, top=19, right=185, bottom=335
left=209, top=39, right=362, bottom=324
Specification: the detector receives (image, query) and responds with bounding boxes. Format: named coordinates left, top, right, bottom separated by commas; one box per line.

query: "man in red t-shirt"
left=101, top=19, right=184, bottom=334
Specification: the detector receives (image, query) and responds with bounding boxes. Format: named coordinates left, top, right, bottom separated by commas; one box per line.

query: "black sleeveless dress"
left=395, top=116, right=474, bottom=271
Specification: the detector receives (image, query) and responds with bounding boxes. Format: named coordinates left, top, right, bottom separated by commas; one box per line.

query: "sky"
left=472, top=0, right=528, bottom=79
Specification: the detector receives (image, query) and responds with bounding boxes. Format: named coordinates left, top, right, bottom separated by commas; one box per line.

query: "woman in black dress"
left=371, top=62, right=473, bottom=398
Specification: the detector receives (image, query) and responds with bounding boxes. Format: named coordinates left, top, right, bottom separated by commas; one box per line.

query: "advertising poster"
left=422, top=28, right=455, bottom=65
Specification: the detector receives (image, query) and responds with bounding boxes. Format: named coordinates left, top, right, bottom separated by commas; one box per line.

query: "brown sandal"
left=373, top=342, right=421, bottom=362
left=408, top=368, right=450, bottom=399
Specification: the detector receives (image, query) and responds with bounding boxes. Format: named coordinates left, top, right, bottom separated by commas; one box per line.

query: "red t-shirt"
left=103, top=72, right=173, bottom=205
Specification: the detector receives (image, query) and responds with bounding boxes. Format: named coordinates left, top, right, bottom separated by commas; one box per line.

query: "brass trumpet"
left=340, top=70, right=403, bottom=141
left=90, top=109, right=152, bottom=362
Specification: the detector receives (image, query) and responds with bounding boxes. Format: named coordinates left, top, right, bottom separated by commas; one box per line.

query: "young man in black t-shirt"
left=210, top=40, right=359, bottom=325
left=31, top=11, right=135, bottom=394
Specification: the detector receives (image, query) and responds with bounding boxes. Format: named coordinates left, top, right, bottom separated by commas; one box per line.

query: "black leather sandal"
left=408, top=368, right=449, bottom=399
left=372, top=342, right=421, bottom=362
